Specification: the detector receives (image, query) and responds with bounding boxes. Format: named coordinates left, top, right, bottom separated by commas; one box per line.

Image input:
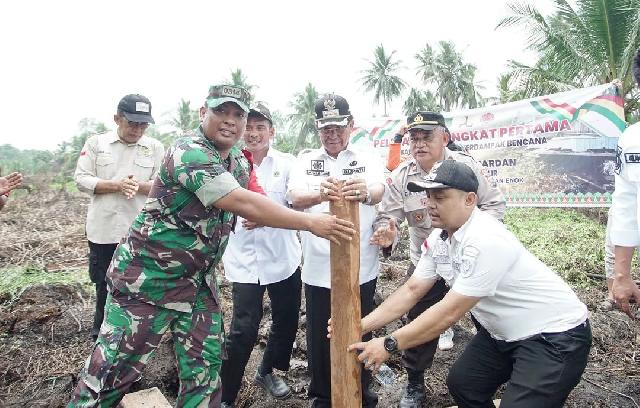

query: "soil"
left=0, top=190, right=638, bottom=407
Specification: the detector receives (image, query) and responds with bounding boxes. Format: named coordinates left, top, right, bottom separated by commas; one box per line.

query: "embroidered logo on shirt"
left=273, top=170, right=281, bottom=177
left=459, top=246, right=480, bottom=278
left=420, top=197, right=429, bottom=208
left=414, top=212, right=424, bottom=222
left=349, top=160, right=358, bottom=166
left=307, top=159, right=329, bottom=176
left=433, top=240, right=449, bottom=264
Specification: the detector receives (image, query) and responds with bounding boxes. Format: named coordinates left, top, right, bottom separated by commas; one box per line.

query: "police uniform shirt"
left=74, top=131, right=165, bottom=244
left=376, top=148, right=506, bottom=266
left=287, top=145, right=385, bottom=288
left=611, top=122, right=640, bottom=247
left=414, top=208, right=588, bottom=342
left=222, top=147, right=302, bottom=285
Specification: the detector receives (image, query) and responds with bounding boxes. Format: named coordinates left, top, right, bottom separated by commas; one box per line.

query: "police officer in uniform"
left=371, top=111, right=505, bottom=408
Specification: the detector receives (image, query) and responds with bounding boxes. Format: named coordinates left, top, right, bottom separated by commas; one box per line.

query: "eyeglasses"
left=409, top=134, right=437, bottom=144
left=319, top=126, right=347, bottom=136
left=124, top=119, right=150, bottom=129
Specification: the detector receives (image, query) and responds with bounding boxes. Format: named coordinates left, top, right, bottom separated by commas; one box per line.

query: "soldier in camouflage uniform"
left=68, top=85, right=355, bottom=408
left=371, top=111, right=505, bottom=408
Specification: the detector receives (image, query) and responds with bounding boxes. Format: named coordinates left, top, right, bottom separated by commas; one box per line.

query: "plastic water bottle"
left=374, top=363, right=395, bottom=387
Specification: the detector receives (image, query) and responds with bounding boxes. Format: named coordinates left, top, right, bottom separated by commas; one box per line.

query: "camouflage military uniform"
left=69, top=126, right=250, bottom=408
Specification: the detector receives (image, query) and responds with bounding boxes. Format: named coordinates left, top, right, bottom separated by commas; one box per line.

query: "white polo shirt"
left=414, top=208, right=588, bottom=342
left=611, top=122, right=640, bottom=247
left=222, top=147, right=302, bottom=285
left=287, top=145, right=386, bottom=288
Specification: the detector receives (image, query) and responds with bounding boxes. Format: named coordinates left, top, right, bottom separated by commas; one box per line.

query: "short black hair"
left=634, top=47, right=640, bottom=87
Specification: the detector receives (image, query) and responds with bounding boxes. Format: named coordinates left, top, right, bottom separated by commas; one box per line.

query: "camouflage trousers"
left=68, top=285, right=223, bottom=408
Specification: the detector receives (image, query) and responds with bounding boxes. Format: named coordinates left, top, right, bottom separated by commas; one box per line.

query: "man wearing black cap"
left=74, top=94, right=165, bottom=340
left=370, top=111, right=505, bottom=407
left=346, top=160, right=591, bottom=408
left=220, top=102, right=302, bottom=407
left=287, top=94, right=386, bottom=407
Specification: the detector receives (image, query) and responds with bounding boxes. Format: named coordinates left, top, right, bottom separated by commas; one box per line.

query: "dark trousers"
left=87, top=241, right=118, bottom=336
left=402, top=264, right=449, bottom=375
left=447, top=320, right=592, bottom=408
left=305, top=279, right=379, bottom=408
left=221, top=268, right=302, bottom=403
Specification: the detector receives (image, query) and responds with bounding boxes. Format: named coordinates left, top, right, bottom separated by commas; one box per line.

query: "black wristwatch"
left=383, top=335, right=398, bottom=353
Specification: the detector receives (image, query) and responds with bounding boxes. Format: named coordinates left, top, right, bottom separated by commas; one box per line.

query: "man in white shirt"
left=220, top=102, right=302, bottom=407
left=610, top=47, right=640, bottom=317
left=345, top=160, right=591, bottom=408
left=287, top=94, right=386, bottom=408
left=74, top=94, right=164, bottom=340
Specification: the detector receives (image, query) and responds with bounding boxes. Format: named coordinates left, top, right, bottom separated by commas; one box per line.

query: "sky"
left=0, top=0, right=552, bottom=151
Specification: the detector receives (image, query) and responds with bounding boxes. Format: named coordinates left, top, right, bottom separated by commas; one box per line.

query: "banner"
left=350, top=83, right=625, bottom=207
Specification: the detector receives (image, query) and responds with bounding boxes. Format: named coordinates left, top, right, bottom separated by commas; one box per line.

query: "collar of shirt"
left=106, top=131, right=155, bottom=148
left=316, top=144, right=360, bottom=160
left=450, top=207, right=479, bottom=246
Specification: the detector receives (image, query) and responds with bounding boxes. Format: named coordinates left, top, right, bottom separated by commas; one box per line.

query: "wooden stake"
left=330, top=180, right=362, bottom=408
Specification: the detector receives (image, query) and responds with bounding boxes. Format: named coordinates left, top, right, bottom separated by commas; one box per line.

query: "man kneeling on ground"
left=340, top=160, right=592, bottom=408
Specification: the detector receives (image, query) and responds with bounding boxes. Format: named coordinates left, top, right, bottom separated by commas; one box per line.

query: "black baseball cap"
left=407, top=111, right=446, bottom=132
left=315, top=94, right=351, bottom=129
left=407, top=160, right=479, bottom=193
left=249, top=101, right=273, bottom=124
left=117, top=94, right=155, bottom=124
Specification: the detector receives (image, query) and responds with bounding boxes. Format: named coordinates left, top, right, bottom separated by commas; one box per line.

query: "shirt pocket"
left=133, top=156, right=155, bottom=181
left=96, top=154, right=116, bottom=179
left=404, top=194, right=431, bottom=228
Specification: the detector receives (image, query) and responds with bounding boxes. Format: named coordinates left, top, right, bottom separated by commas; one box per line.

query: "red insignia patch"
left=386, top=177, right=393, bottom=186
left=80, top=151, right=86, bottom=156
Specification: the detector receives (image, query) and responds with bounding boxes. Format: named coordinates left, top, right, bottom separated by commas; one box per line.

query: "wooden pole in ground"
left=330, top=180, right=362, bottom=408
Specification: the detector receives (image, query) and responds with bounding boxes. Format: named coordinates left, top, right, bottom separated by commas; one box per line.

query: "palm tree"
left=289, top=83, right=320, bottom=153
left=402, top=88, right=441, bottom=115
left=497, top=0, right=640, bottom=115
left=229, top=68, right=256, bottom=98
left=169, top=99, right=199, bottom=134
left=415, top=41, right=484, bottom=111
left=361, top=44, right=407, bottom=116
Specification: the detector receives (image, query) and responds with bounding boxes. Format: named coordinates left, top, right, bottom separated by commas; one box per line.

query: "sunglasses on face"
left=124, top=118, right=150, bottom=129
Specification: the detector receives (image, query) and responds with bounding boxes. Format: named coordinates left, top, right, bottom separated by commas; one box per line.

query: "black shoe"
left=254, top=369, right=292, bottom=400
left=399, top=383, right=426, bottom=408
left=221, top=402, right=235, bottom=408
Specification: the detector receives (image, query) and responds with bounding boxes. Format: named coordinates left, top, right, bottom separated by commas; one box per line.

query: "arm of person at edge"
left=288, top=176, right=385, bottom=211
left=610, top=172, right=640, bottom=318
left=344, top=276, right=480, bottom=372
left=613, top=245, right=640, bottom=318
left=0, top=172, right=23, bottom=211
left=215, top=187, right=355, bottom=244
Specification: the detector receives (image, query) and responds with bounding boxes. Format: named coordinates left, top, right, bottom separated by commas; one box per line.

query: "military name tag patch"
left=135, top=102, right=150, bottom=113
left=625, top=152, right=640, bottom=163
left=221, top=86, right=243, bottom=98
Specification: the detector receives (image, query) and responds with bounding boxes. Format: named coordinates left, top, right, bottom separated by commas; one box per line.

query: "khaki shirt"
left=375, top=148, right=506, bottom=265
left=74, top=131, right=165, bottom=244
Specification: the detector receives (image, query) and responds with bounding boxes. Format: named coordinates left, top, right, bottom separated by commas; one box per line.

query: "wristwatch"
left=383, top=335, right=398, bottom=353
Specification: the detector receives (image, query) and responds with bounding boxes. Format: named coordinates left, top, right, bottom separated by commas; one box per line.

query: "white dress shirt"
left=287, top=145, right=386, bottom=288
left=74, top=131, right=164, bottom=244
left=611, top=122, right=640, bottom=247
left=414, top=209, right=588, bottom=342
left=223, top=147, right=302, bottom=285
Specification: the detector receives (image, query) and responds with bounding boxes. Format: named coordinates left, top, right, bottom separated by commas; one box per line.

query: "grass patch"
left=0, top=265, right=91, bottom=301
left=504, top=208, right=605, bottom=287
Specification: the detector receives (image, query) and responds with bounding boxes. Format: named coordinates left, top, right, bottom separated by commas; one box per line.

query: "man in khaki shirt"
left=74, top=94, right=164, bottom=339
left=371, top=111, right=505, bottom=408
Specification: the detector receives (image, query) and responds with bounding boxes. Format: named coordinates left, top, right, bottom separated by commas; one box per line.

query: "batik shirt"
left=107, top=126, right=251, bottom=312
